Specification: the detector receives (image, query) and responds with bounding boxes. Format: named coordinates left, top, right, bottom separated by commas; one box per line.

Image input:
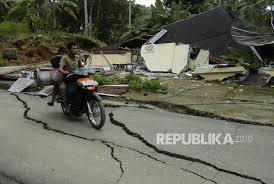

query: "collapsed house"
left=138, top=7, right=274, bottom=81
left=156, top=7, right=246, bottom=56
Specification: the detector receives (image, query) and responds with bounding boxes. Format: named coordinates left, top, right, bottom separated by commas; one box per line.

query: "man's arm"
left=59, top=56, right=69, bottom=74
left=78, top=55, right=85, bottom=67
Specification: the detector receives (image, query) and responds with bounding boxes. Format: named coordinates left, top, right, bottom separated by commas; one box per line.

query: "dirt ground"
left=123, top=78, right=274, bottom=125
left=0, top=37, right=60, bottom=66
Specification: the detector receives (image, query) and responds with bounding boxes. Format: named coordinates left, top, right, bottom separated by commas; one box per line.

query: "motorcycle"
left=57, top=66, right=106, bottom=129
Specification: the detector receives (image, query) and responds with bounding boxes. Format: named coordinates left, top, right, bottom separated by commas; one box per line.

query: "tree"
left=6, top=0, right=78, bottom=32
left=84, top=0, right=88, bottom=34
left=0, top=0, right=14, bottom=22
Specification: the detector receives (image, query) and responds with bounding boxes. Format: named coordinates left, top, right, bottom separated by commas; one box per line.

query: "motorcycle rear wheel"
left=86, top=99, right=106, bottom=129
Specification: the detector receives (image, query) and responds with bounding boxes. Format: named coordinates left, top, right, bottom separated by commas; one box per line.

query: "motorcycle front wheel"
left=86, top=99, right=106, bottom=129
left=61, top=102, right=70, bottom=116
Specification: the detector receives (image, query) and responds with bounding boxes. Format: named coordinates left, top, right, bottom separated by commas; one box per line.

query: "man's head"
left=66, top=42, right=78, bottom=56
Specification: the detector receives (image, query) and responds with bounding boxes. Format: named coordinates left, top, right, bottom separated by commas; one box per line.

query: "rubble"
left=8, top=78, right=35, bottom=92
left=239, top=74, right=272, bottom=87
left=140, top=71, right=178, bottom=78
left=98, top=85, right=129, bottom=97
left=37, top=85, right=54, bottom=97
left=193, top=65, right=246, bottom=81
left=189, top=49, right=209, bottom=70
left=258, top=67, right=274, bottom=77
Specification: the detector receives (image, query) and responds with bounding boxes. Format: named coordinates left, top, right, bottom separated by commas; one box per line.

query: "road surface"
left=0, top=91, right=273, bottom=184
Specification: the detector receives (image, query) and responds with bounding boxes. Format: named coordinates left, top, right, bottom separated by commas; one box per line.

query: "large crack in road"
left=109, top=113, right=267, bottom=184
left=105, top=143, right=124, bottom=184
left=11, top=93, right=126, bottom=184
left=10, top=92, right=263, bottom=184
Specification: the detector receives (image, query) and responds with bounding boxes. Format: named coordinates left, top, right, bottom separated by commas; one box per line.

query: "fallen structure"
left=155, top=7, right=246, bottom=56
left=258, top=67, right=274, bottom=77
left=97, top=85, right=129, bottom=97
left=8, top=78, right=35, bottom=92
left=141, top=43, right=190, bottom=74
left=239, top=73, right=272, bottom=87
left=193, top=65, right=246, bottom=81
left=189, top=49, right=210, bottom=70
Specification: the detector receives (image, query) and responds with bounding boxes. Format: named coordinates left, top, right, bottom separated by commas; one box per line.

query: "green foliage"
left=0, top=0, right=14, bottom=22
left=56, top=32, right=106, bottom=48
left=119, top=74, right=142, bottom=84
left=222, top=48, right=262, bottom=72
left=143, top=79, right=167, bottom=92
left=170, top=1, right=191, bottom=21
left=5, top=0, right=78, bottom=33
left=0, top=21, right=28, bottom=35
left=0, top=55, right=6, bottom=67
left=122, top=0, right=171, bottom=40
left=128, top=80, right=143, bottom=91
left=2, top=47, right=17, bottom=60
left=90, top=74, right=167, bottom=93
left=92, top=74, right=113, bottom=85
left=2, top=0, right=273, bottom=46
left=120, top=74, right=143, bottom=91
left=120, top=74, right=167, bottom=92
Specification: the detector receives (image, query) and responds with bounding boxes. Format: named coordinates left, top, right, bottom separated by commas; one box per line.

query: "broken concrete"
left=193, top=65, right=246, bottom=81
left=258, top=67, right=274, bottom=77
left=189, top=49, right=209, bottom=70
left=172, top=44, right=190, bottom=74
left=8, top=78, right=35, bottom=92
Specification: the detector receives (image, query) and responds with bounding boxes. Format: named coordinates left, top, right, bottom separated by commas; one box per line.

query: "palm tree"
left=84, top=0, right=88, bottom=34
left=35, top=0, right=79, bottom=31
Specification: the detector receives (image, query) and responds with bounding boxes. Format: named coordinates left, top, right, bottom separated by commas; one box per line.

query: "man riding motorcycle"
left=48, top=42, right=85, bottom=106
left=44, top=42, right=106, bottom=129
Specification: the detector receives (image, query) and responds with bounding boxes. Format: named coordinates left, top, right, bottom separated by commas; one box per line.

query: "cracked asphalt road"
left=0, top=91, right=273, bottom=184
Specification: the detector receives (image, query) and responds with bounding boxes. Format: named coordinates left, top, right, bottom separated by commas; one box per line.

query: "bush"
left=91, top=73, right=167, bottom=93
left=143, top=79, right=167, bottom=92
left=0, top=56, right=6, bottom=67
left=128, top=80, right=143, bottom=91
left=0, top=21, right=28, bottom=35
left=2, top=48, right=17, bottom=60
left=119, top=74, right=142, bottom=84
left=92, top=74, right=113, bottom=85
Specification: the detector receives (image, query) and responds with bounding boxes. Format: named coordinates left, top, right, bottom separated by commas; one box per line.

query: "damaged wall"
left=87, top=52, right=132, bottom=66
left=141, top=43, right=189, bottom=74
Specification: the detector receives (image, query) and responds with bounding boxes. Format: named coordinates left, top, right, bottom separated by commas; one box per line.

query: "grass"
left=0, top=21, right=28, bottom=35
left=55, top=32, right=106, bottom=48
